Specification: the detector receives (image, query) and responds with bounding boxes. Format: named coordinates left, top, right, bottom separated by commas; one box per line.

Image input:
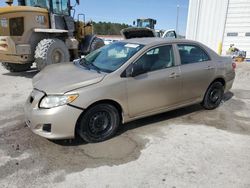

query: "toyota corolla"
left=24, top=38, right=235, bottom=143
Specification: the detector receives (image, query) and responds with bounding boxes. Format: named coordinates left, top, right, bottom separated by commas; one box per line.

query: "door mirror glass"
left=131, top=63, right=147, bottom=77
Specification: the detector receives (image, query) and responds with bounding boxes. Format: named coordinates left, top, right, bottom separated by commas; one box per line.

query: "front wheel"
left=202, top=82, right=224, bottom=110
left=77, top=104, right=120, bottom=143
left=35, top=39, right=70, bottom=71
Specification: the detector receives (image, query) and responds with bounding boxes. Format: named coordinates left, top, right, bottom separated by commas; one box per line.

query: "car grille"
left=9, top=17, right=24, bottom=36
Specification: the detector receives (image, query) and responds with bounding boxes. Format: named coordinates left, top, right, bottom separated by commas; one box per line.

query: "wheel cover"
left=88, top=111, right=112, bottom=137
left=209, top=88, right=222, bottom=104
left=52, top=49, right=63, bottom=64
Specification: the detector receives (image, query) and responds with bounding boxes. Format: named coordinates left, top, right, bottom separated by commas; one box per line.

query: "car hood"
left=33, top=62, right=106, bottom=94
left=121, top=27, right=156, bottom=39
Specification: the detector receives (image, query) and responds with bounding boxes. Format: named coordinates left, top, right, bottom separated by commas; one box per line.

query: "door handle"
left=205, top=66, right=215, bottom=70
left=169, top=72, right=180, bottom=78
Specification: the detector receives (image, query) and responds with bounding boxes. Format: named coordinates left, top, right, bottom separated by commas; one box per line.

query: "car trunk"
left=121, top=27, right=156, bottom=39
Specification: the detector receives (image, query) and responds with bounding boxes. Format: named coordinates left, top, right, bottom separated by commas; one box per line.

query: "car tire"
left=202, top=81, right=224, bottom=110
left=2, top=62, right=32, bottom=72
left=77, top=104, right=120, bottom=143
left=35, top=39, right=70, bottom=71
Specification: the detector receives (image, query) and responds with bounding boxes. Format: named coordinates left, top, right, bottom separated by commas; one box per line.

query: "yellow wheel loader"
left=0, top=0, right=104, bottom=72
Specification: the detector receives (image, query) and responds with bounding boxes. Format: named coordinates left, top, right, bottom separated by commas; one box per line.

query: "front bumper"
left=24, top=89, right=83, bottom=139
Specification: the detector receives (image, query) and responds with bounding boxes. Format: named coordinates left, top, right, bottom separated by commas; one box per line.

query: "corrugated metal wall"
left=186, top=0, right=250, bottom=58
left=186, top=0, right=229, bottom=53
left=223, top=0, right=250, bottom=58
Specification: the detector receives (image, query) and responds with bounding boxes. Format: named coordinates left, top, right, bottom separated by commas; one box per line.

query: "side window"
left=177, top=44, right=210, bottom=65
left=52, top=0, right=69, bottom=15
left=133, top=45, right=174, bottom=74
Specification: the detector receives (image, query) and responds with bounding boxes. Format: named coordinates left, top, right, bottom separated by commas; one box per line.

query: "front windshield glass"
left=25, top=0, right=50, bottom=9
left=81, top=42, right=144, bottom=73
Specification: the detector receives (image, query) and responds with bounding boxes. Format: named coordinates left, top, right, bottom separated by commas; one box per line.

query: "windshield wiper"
left=79, top=58, right=90, bottom=70
left=79, top=58, right=101, bottom=74
left=88, top=62, right=101, bottom=74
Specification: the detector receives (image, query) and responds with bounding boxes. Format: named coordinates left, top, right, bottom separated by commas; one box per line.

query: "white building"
left=186, top=0, right=250, bottom=58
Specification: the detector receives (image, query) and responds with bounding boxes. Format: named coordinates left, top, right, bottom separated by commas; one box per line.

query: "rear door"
left=125, top=45, right=181, bottom=117
left=176, top=43, right=216, bottom=102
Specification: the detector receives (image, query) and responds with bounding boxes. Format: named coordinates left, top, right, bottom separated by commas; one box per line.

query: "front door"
left=126, top=45, right=181, bottom=117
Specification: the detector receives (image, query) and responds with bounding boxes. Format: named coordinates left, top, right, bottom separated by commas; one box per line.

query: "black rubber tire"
left=2, top=62, right=32, bottom=72
left=89, top=37, right=105, bottom=53
left=35, top=38, right=70, bottom=71
left=202, top=82, right=224, bottom=110
left=77, top=104, right=120, bottom=143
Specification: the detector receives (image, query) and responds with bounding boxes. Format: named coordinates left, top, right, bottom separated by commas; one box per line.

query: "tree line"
left=93, top=22, right=130, bottom=35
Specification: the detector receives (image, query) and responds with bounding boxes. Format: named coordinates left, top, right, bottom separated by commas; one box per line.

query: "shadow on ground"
left=52, top=92, right=235, bottom=147
left=2, top=91, right=250, bottom=185
left=2, top=68, right=38, bottom=78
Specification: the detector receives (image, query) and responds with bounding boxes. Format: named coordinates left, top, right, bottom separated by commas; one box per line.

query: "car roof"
left=121, top=37, right=220, bottom=59
left=122, top=37, right=200, bottom=46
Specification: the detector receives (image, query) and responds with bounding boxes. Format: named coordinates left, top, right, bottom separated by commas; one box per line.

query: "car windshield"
left=81, top=42, right=144, bottom=73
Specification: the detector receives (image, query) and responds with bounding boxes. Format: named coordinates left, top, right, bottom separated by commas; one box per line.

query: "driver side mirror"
left=130, top=63, right=147, bottom=77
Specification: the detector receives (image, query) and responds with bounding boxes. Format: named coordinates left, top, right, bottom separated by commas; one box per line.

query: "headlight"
left=39, top=94, right=78, bottom=109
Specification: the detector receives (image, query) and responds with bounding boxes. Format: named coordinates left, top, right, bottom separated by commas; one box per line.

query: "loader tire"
left=89, top=37, right=105, bottom=52
left=35, top=39, right=70, bottom=71
left=2, top=62, right=32, bottom=72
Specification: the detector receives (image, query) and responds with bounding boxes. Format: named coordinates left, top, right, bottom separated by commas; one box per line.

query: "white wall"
left=222, top=0, right=250, bottom=58
left=186, top=0, right=229, bottom=53
left=186, top=0, right=250, bottom=58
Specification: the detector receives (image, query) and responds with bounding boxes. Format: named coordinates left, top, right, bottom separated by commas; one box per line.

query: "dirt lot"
left=0, top=63, right=250, bottom=188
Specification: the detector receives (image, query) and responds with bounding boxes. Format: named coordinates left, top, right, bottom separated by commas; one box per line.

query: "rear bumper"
left=24, top=90, right=83, bottom=140
left=0, top=53, right=33, bottom=64
left=225, top=72, right=235, bottom=92
left=225, top=78, right=234, bottom=92
left=0, top=36, right=33, bottom=63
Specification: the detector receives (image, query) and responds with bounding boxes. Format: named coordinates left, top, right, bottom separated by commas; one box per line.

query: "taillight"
left=232, top=62, right=236, bottom=70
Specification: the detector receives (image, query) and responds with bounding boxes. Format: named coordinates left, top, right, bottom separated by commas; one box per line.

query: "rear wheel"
left=2, top=62, right=32, bottom=72
left=35, top=39, right=70, bottom=71
left=202, top=82, right=224, bottom=110
left=77, top=104, right=120, bottom=143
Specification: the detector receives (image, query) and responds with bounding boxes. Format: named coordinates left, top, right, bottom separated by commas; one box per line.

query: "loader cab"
left=19, top=0, right=71, bottom=15
left=134, top=18, right=157, bottom=30
left=19, top=0, right=74, bottom=32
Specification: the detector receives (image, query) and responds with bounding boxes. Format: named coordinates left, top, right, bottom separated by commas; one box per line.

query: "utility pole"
left=176, top=4, right=180, bottom=36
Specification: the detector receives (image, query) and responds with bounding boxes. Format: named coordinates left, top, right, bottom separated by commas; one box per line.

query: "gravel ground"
left=0, top=63, right=250, bottom=188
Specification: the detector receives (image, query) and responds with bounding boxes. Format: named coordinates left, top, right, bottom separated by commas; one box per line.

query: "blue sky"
left=0, top=0, right=189, bottom=35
